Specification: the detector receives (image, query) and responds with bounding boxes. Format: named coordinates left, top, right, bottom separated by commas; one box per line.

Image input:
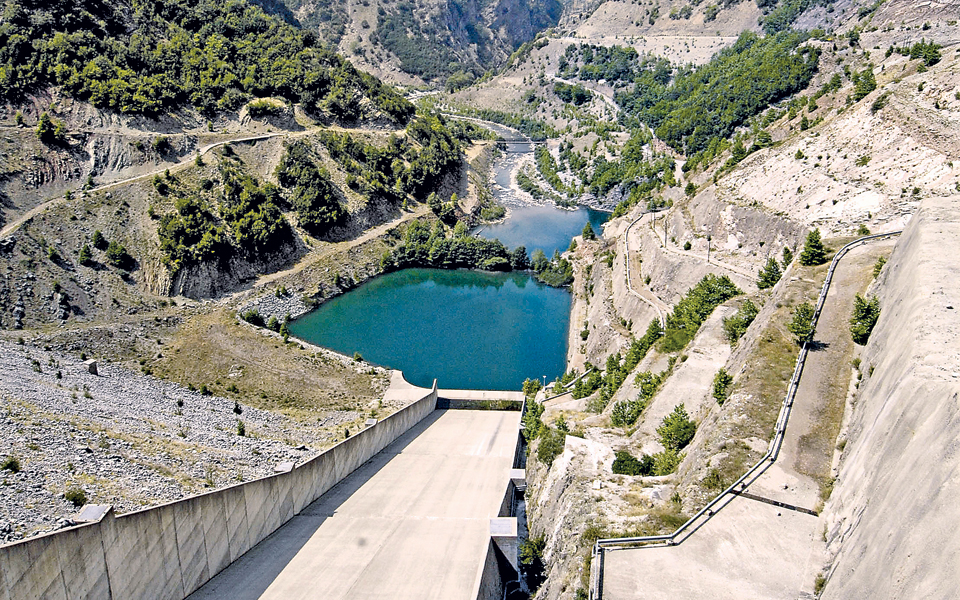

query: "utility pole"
left=707, top=235, right=712, bottom=263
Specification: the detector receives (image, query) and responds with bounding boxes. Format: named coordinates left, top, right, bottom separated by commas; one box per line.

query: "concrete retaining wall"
left=0, top=383, right=438, bottom=600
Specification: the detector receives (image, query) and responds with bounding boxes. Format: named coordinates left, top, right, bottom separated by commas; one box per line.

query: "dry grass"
left=151, top=308, right=388, bottom=419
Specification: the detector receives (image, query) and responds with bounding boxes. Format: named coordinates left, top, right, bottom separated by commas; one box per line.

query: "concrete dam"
left=0, top=376, right=527, bottom=600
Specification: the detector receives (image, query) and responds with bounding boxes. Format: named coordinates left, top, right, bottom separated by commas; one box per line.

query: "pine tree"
left=850, top=294, right=881, bottom=345
left=799, top=228, right=827, bottom=266
left=757, top=256, right=782, bottom=289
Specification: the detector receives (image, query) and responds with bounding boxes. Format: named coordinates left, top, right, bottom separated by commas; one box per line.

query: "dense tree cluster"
left=888, top=40, right=942, bottom=66
left=0, top=0, right=412, bottom=121
left=552, top=82, right=591, bottom=105
left=385, top=220, right=525, bottom=273
left=559, top=43, right=668, bottom=86
left=615, top=31, right=820, bottom=155
left=158, top=163, right=293, bottom=272
left=275, top=141, right=345, bottom=235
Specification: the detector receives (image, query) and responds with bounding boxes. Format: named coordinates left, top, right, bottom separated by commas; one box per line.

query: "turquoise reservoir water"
left=289, top=268, right=571, bottom=390
left=477, top=205, right=610, bottom=258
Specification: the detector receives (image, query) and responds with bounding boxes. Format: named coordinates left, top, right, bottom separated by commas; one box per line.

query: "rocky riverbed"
left=0, top=339, right=363, bottom=544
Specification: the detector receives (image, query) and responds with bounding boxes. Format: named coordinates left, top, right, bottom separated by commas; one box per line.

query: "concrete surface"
left=602, top=497, right=819, bottom=600
left=821, top=197, right=960, bottom=599
left=189, top=409, right=522, bottom=600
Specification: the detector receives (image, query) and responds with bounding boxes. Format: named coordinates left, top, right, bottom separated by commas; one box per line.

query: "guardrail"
left=589, top=230, right=901, bottom=600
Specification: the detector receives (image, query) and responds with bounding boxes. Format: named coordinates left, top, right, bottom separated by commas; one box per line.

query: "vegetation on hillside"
left=0, top=0, right=412, bottom=121
left=615, top=31, right=819, bottom=155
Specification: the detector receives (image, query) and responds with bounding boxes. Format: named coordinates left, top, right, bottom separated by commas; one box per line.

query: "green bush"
left=757, top=256, right=782, bottom=289
left=91, top=230, right=108, bottom=250
left=241, top=309, right=264, bottom=327
left=722, top=299, right=759, bottom=344
left=537, top=427, right=567, bottom=466
left=712, top=368, right=733, bottom=404
left=64, top=487, right=87, bottom=507
left=36, top=112, right=66, bottom=144
left=850, top=294, right=880, bottom=345
left=1, top=456, right=20, bottom=472
left=873, top=256, right=886, bottom=278
left=612, top=451, right=654, bottom=476
left=651, top=448, right=682, bottom=475
left=657, top=404, right=697, bottom=452
left=105, top=241, right=133, bottom=270
left=78, top=245, right=93, bottom=266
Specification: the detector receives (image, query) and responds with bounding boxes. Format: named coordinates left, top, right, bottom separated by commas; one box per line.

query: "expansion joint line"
left=588, top=230, right=902, bottom=600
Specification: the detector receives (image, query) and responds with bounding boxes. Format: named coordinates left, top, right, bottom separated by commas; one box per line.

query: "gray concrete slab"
left=188, top=409, right=520, bottom=600
left=603, top=498, right=820, bottom=600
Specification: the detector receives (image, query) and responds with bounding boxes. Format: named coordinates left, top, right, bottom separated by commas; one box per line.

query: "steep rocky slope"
left=820, top=196, right=960, bottom=599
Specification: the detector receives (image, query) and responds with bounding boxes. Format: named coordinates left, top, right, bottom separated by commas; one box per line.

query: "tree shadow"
left=807, top=340, right=830, bottom=352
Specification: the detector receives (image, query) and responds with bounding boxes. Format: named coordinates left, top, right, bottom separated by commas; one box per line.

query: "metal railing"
left=589, top=230, right=901, bottom=600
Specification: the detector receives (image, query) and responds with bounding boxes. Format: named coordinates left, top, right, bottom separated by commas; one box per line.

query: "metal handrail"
left=589, top=230, right=901, bottom=599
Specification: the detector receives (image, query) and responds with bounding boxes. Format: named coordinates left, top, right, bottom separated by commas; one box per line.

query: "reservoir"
left=288, top=268, right=571, bottom=390
left=290, top=122, right=609, bottom=390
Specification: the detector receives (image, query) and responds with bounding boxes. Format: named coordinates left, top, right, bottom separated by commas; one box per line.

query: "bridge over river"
left=188, top=375, right=525, bottom=600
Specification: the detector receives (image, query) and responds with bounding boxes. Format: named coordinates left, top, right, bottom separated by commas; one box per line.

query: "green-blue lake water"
left=288, top=268, right=571, bottom=390
left=476, top=204, right=610, bottom=258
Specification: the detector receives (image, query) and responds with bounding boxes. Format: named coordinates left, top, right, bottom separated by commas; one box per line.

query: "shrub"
left=36, top=112, right=66, bottom=144
left=651, top=448, right=682, bottom=475
left=105, top=241, right=132, bottom=269
left=781, top=246, right=794, bottom=268
left=237, top=420, right=246, bottom=436
left=657, top=404, right=697, bottom=452
left=873, top=256, right=886, bottom=278
left=799, top=228, right=827, bottom=266
left=722, top=299, right=759, bottom=344
left=353, top=352, right=363, bottom=362
left=683, top=240, right=692, bottom=251
left=78, top=245, right=93, bottom=265
left=712, top=368, right=733, bottom=404
left=537, top=427, right=567, bottom=466
left=850, top=294, right=880, bottom=345
left=787, top=302, right=816, bottom=344
left=241, top=309, right=264, bottom=327
left=1, top=456, right=20, bottom=472
left=522, top=378, right=543, bottom=398
left=612, top=451, right=654, bottom=476
left=64, top=487, right=87, bottom=507
left=91, top=230, right=108, bottom=250
left=582, top=222, right=596, bottom=240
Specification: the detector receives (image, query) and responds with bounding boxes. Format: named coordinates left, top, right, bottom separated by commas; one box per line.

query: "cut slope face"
left=821, top=196, right=960, bottom=599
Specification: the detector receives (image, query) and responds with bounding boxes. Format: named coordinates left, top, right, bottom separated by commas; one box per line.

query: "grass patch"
left=152, top=309, right=387, bottom=419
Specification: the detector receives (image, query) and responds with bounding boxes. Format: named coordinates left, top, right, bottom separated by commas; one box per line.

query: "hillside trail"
left=599, top=240, right=891, bottom=600
left=620, top=211, right=669, bottom=323
left=0, top=123, right=393, bottom=239
left=234, top=203, right=430, bottom=300
left=644, top=209, right=757, bottom=280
